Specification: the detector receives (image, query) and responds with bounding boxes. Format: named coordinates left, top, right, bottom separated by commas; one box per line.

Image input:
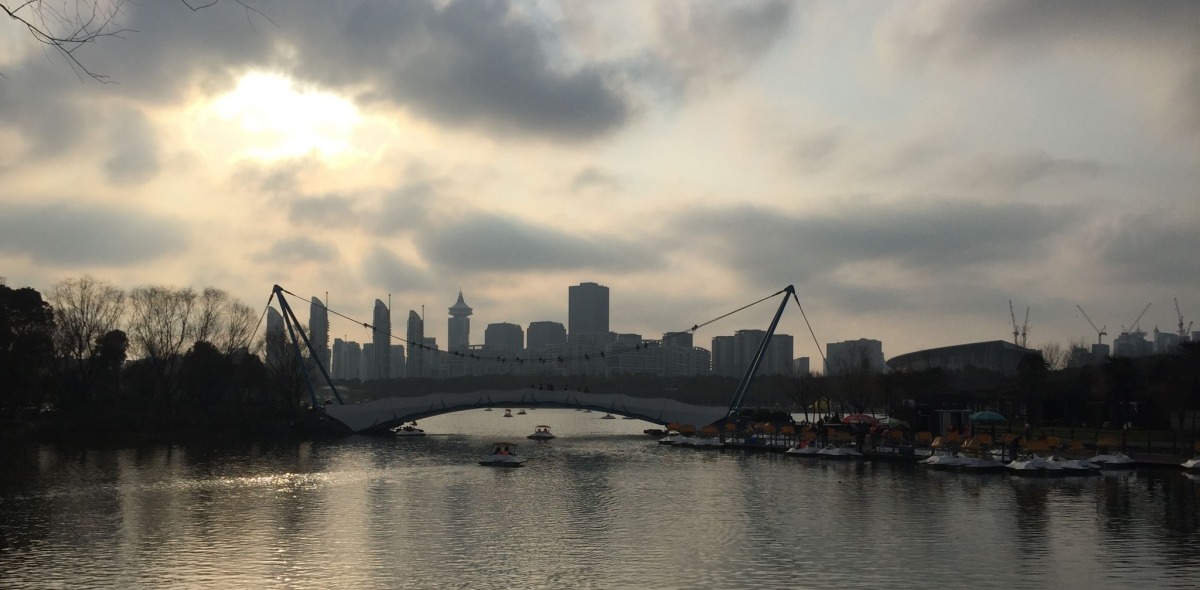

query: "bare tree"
left=1038, top=341, right=1068, bottom=371
left=47, top=275, right=125, bottom=402
left=2, top=0, right=269, bottom=80
left=218, top=300, right=259, bottom=356
left=192, top=287, right=227, bottom=345
left=127, top=285, right=196, bottom=401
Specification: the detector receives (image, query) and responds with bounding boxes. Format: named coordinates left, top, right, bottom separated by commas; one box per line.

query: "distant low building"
left=886, top=340, right=1035, bottom=377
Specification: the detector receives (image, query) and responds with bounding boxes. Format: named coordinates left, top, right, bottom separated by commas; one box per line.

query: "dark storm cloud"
left=418, top=212, right=661, bottom=273
left=283, top=0, right=631, bottom=141
left=1097, top=215, right=1200, bottom=285
left=362, top=247, right=431, bottom=293
left=0, top=202, right=187, bottom=265
left=676, top=199, right=1080, bottom=291
left=0, top=71, right=88, bottom=158
left=103, top=108, right=161, bottom=185
left=261, top=236, right=339, bottom=264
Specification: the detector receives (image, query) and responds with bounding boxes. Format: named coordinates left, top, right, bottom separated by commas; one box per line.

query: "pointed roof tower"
left=449, top=290, right=473, bottom=318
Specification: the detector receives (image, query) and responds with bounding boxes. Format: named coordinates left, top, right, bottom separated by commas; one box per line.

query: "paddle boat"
left=1047, top=455, right=1101, bottom=472
left=517, top=409, right=527, bottom=415
left=817, top=444, right=864, bottom=459
left=391, top=421, right=425, bottom=436
left=502, top=409, right=513, bottom=418
left=601, top=413, right=616, bottom=419
left=785, top=440, right=821, bottom=457
left=479, top=442, right=526, bottom=467
left=1006, top=454, right=1067, bottom=475
left=527, top=425, right=556, bottom=440
left=1088, top=451, right=1136, bottom=468
left=1182, top=456, right=1200, bottom=470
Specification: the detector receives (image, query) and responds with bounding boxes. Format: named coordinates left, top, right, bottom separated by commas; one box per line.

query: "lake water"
left=2, top=409, right=1198, bottom=589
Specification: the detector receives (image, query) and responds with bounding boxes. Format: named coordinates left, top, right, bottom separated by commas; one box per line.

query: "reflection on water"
left=1, top=409, right=1198, bottom=589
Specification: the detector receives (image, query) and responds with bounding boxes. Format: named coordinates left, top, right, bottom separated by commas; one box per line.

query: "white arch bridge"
left=322, top=389, right=731, bottom=434
left=271, top=283, right=813, bottom=435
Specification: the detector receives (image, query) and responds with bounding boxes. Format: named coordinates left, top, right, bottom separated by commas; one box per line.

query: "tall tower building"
left=448, top=291, right=472, bottom=353
left=406, top=310, right=424, bottom=378
left=265, top=307, right=286, bottom=370
left=310, top=296, right=330, bottom=373
left=568, top=282, right=609, bottom=342
left=372, top=299, right=391, bottom=380
left=332, top=338, right=347, bottom=380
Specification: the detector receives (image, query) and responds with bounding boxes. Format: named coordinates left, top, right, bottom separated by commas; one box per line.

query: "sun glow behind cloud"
left=203, top=72, right=360, bottom=161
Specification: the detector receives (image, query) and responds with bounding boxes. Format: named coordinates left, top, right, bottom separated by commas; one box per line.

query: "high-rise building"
left=406, top=310, right=424, bottom=377
left=391, top=344, right=406, bottom=378
left=360, top=343, right=375, bottom=381
left=332, top=338, right=347, bottom=380
left=527, top=321, right=566, bottom=354
left=345, top=341, right=361, bottom=380
left=568, top=282, right=609, bottom=341
left=448, top=291, right=472, bottom=353
left=712, top=331, right=793, bottom=377
left=310, top=296, right=330, bottom=373
left=485, top=323, right=524, bottom=355
left=265, top=307, right=286, bottom=370
left=712, top=335, right=736, bottom=377
left=794, top=356, right=811, bottom=376
left=825, top=339, right=885, bottom=375
left=372, top=299, right=391, bottom=380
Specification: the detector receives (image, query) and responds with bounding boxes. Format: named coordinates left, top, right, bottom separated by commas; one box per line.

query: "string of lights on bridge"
left=268, top=285, right=827, bottom=369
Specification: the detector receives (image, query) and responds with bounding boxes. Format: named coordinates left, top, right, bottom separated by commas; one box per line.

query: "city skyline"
left=2, top=2, right=1198, bottom=361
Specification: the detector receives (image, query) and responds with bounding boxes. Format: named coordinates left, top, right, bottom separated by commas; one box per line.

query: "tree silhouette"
left=2, top=0, right=267, bottom=80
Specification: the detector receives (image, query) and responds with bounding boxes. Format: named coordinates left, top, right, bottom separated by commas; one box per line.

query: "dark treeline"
left=1, top=277, right=306, bottom=441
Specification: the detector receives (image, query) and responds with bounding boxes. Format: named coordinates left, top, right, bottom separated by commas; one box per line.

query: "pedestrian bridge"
left=273, top=283, right=811, bottom=435
left=323, top=388, right=731, bottom=434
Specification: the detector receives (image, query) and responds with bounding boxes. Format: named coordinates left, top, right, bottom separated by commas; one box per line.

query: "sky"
left=2, top=0, right=1199, bottom=364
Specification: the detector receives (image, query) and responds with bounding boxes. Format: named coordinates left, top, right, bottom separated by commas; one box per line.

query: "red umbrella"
left=841, top=414, right=879, bottom=425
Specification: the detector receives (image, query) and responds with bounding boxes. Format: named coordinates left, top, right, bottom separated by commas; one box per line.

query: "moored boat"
left=1089, top=452, right=1136, bottom=468
left=817, top=445, right=863, bottom=459
left=785, top=441, right=821, bottom=457
left=1006, top=454, right=1066, bottom=475
left=1047, top=455, right=1101, bottom=472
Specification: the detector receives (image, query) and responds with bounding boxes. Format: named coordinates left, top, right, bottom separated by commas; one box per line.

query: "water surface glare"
left=2, top=409, right=1198, bottom=589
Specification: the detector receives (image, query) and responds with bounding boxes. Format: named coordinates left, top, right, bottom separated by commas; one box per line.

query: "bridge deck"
left=324, top=388, right=731, bottom=433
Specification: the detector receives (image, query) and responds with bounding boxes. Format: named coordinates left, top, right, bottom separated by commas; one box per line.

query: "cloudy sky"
left=2, top=0, right=1198, bottom=363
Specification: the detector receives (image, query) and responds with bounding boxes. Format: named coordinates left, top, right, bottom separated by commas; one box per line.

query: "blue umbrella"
left=970, top=411, right=1008, bottom=425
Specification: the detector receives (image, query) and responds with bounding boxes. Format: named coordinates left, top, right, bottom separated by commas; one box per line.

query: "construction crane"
left=1009, top=300, right=1019, bottom=346
left=1121, top=302, right=1152, bottom=335
left=1076, top=304, right=1107, bottom=345
left=1021, top=306, right=1030, bottom=348
left=1176, top=298, right=1193, bottom=339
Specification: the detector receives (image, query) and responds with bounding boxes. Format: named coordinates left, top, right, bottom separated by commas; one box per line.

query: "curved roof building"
left=886, top=340, right=1036, bottom=377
